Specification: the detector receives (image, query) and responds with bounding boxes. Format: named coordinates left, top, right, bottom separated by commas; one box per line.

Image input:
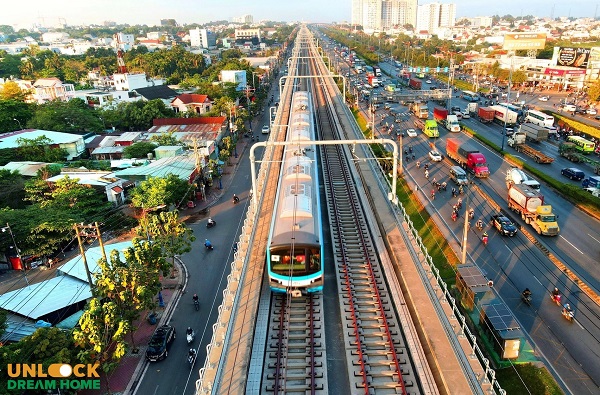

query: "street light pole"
left=2, top=223, right=20, bottom=259
left=13, top=118, right=23, bottom=131
left=501, top=54, right=515, bottom=152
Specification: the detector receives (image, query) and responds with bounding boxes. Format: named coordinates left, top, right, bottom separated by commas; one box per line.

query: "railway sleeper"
left=267, top=370, right=324, bottom=380
left=265, top=383, right=325, bottom=392
left=351, top=354, right=408, bottom=366
left=355, top=380, right=410, bottom=390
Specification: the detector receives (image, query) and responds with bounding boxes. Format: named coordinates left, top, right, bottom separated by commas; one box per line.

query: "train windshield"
left=270, top=246, right=321, bottom=276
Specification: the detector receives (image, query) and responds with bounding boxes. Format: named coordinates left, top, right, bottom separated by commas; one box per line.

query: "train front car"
left=267, top=91, right=324, bottom=296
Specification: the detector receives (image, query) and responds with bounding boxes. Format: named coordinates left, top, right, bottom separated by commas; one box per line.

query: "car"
left=146, top=325, right=176, bottom=362
left=584, top=187, right=600, bottom=197
left=425, top=79, right=432, bottom=84
left=406, top=128, right=417, bottom=137
left=461, top=111, right=471, bottom=119
left=261, top=125, right=270, bottom=134
left=587, top=108, right=597, bottom=115
left=561, top=167, right=585, bottom=181
left=539, top=96, right=550, bottom=102
left=595, top=115, right=600, bottom=121
left=503, top=127, right=514, bottom=136
left=384, top=102, right=391, bottom=110
left=455, top=112, right=463, bottom=120
left=491, top=215, right=518, bottom=237
left=428, top=150, right=442, bottom=162
left=451, top=106, right=461, bottom=113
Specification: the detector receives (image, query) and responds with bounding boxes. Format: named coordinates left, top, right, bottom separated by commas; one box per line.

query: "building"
left=41, top=32, right=69, bottom=43
left=171, top=94, right=213, bottom=114
left=114, top=32, right=134, bottom=50
left=235, top=28, right=261, bottom=42
left=351, top=0, right=418, bottom=32
left=133, top=85, right=179, bottom=105
left=45, top=170, right=127, bottom=205
left=0, top=129, right=85, bottom=160
left=221, top=70, right=247, bottom=90
left=189, top=28, right=217, bottom=49
left=416, top=3, right=456, bottom=33
left=31, top=77, right=75, bottom=104
left=471, top=16, right=493, bottom=29
left=233, top=14, right=253, bottom=24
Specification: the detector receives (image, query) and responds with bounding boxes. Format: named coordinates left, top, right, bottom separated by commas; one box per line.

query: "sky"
left=1, top=0, right=598, bottom=29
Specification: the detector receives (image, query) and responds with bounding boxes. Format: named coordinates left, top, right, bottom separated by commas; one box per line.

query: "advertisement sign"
left=544, top=68, right=586, bottom=76
left=556, top=47, right=590, bottom=69
left=503, top=33, right=547, bottom=50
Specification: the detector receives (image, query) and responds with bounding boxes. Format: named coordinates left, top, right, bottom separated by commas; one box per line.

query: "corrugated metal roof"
left=91, top=146, right=125, bottom=155
left=0, top=276, right=91, bottom=320
left=1, top=161, right=60, bottom=177
left=58, top=241, right=134, bottom=283
left=113, top=154, right=196, bottom=181
left=0, top=130, right=83, bottom=149
left=0, top=316, right=39, bottom=343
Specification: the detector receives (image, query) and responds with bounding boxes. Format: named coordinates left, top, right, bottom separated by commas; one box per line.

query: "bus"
left=462, top=90, right=480, bottom=102
left=525, top=110, right=555, bottom=128
left=567, top=136, right=596, bottom=154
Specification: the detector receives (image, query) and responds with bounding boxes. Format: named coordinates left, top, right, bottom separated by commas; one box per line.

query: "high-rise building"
left=352, top=0, right=417, bottom=31
left=233, top=14, right=254, bottom=24
left=416, top=3, right=455, bottom=32
left=190, top=28, right=217, bottom=49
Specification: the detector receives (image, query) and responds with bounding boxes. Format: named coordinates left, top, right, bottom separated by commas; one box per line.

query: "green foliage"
left=149, top=131, right=183, bottom=146
left=0, top=169, right=26, bottom=209
left=109, top=99, right=175, bottom=131
left=27, top=98, right=104, bottom=133
left=0, top=327, right=78, bottom=394
left=0, top=308, right=6, bottom=339
left=16, top=135, right=68, bottom=162
left=0, top=99, right=34, bottom=133
left=587, top=79, right=600, bottom=103
left=138, top=211, right=195, bottom=270
left=123, top=141, right=157, bottom=159
left=496, top=364, right=563, bottom=395
left=130, top=174, right=191, bottom=209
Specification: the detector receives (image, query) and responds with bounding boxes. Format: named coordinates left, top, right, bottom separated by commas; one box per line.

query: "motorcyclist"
left=482, top=232, right=489, bottom=245
left=424, top=170, right=429, bottom=179
left=562, top=303, right=572, bottom=315
left=551, top=287, right=561, bottom=303
left=193, top=293, right=199, bottom=304
left=468, top=208, right=475, bottom=220
left=205, top=239, right=212, bottom=249
left=451, top=211, right=458, bottom=221
left=522, top=288, right=532, bottom=299
left=186, top=327, right=193, bottom=336
left=233, top=194, right=240, bottom=203
left=188, top=348, right=196, bottom=358
left=476, top=219, right=483, bottom=230
left=207, top=217, right=215, bottom=226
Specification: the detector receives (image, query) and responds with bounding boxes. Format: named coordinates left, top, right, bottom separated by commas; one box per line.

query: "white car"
left=587, top=108, right=597, bottom=115
left=461, top=111, right=471, bottom=119
left=261, top=125, right=270, bottom=134
left=425, top=80, right=432, bottom=84
left=406, top=128, right=417, bottom=137
left=539, top=96, right=549, bottom=101
left=429, top=150, right=443, bottom=162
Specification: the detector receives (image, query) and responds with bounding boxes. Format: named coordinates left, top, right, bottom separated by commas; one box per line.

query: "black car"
left=561, top=167, right=585, bottom=181
left=491, top=215, right=518, bottom=237
left=146, top=325, right=176, bottom=362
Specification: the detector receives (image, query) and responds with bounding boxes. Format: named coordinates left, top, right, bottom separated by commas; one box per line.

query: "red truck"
left=477, top=107, right=495, bottom=123
left=446, top=139, right=490, bottom=178
left=409, top=78, right=422, bottom=90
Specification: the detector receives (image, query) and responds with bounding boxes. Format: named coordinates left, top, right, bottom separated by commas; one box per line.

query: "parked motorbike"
left=206, top=218, right=216, bottom=228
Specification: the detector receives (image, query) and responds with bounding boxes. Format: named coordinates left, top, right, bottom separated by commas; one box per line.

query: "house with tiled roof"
left=31, top=77, right=75, bottom=104
left=171, top=93, right=213, bottom=114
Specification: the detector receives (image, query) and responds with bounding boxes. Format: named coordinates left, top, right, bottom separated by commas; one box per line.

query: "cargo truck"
left=505, top=167, right=541, bottom=190
left=467, top=102, right=479, bottom=114
left=519, top=123, right=549, bottom=143
left=489, top=105, right=518, bottom=125
left=559, top=142, right=600, bottom=174
left=433, top=107, right=461, bottom=132
left=414, top=119, right=439, bottom=138
left=582, top=175, right=600, bottom=188
left=507, top=184, right=559, bottom=236
left=411, top=102, right=429, bottom=119
left=409, top=78, right=422, bottom=90
left=507, top=132, right=555, bottom=163
left=373, top=66, right=381, bottom=77
left=445, top=139, right=490, bottom=177
left=477, top=107, right=495, bottom=123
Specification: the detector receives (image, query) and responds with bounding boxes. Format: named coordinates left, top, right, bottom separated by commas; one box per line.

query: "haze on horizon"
left=2, top=0, right=597, bottom=29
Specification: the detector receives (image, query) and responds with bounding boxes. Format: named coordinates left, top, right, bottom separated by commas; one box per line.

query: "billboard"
left=556, top=47, right=591, bottom=69
left=503, top=33, right=547, bottom=50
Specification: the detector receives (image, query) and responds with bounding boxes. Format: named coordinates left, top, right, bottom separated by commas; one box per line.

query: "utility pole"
left=74, top=223, right=105, bottom=292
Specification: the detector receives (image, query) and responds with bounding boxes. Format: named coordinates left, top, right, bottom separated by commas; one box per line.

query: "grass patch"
left=496, top=364, right=564, bottom=395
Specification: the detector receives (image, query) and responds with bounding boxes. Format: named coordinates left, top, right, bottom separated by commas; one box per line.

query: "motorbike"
left=205, top=243, right=214, bottom=251
left=562, top=308, right=574, bottom=322
left=188, top=351, right=196, bottom=365
left=206, top=218, right=216, bottom=228
left=521, top=293, right=532, bottom=306
left=551, top=293, right=562, bottom=306
left=194, top=299, right=200, bottom=311
left=186, top=330, right=195, bottom=344
left=233, top=196, right=240, bottom=204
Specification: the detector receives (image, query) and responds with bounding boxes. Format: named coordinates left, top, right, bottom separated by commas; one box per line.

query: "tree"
left=0, top=99, right=34, bottom=134
left=122, top=141, right=157, bottom=159
left=511, top=70, right=528, bottom=86
left=130, top=174, right=191, bottom=210
left=16, top=135, right=68, bottom=162
left=587, top=80, right=600, bottom=104
left=149, top=131, right=183, bottom=146
left=139, top=211, right=195, bottom=276
left=0, top=327, right=78, bottom=393
left=0, top=169, right=26, bottom=209
left=28, top=98, right=104, bottom=133
left=0, top=81, right=28, bottom=101
left=74, top=297, right=130, bottom=393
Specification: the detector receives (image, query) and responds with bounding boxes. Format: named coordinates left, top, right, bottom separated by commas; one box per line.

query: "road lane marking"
left=559, top=235, right=584, bottom=254
left=588, top=233, right=600, bottom=244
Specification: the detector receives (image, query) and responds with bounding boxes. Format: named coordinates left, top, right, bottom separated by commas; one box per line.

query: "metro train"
left=266, top=91, right=324, bottom=295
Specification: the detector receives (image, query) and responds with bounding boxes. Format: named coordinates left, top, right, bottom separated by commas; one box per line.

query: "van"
left=563, top=104, right=576, bottom=112
left=449, top=166, right=468, bottom=185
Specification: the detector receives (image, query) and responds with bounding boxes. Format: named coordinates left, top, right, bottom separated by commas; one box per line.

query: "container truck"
left=409, top=78, right=422, bottom=90
left=582, top=175, right=600, bottom=188
left=505, top=167, right=541, bottom=190
left=373, top=66, right=381, bottom=77
left=433, top=107, right=461, bottom=132
left=519, top=123, right=549, bottom=143
left=367, top=75, right=380, bottom=88
left=507, top=184, right=559, bottom=236
left=411, top=102, right=429, bottom=119
left=477, top=107, right=495, bottom=123
left=414, top=119, right=439, bottom=138
left=445, top=139, right=490, bottom=177
left=490, top=105, right=518, bottom=125
left=467, top=102, right=479, bottom=114
left=507, top=132, right=555, bottom=163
